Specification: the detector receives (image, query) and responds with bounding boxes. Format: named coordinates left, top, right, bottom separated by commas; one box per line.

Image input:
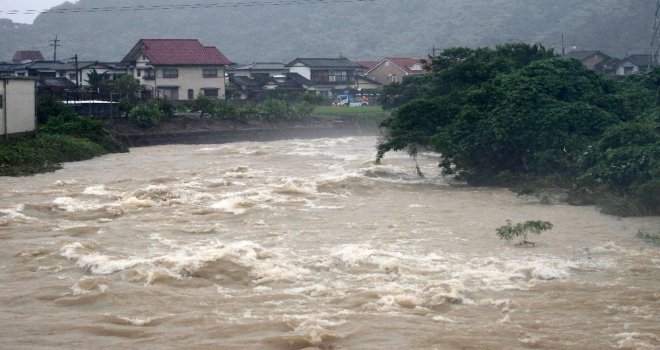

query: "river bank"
left=112, top=114, right=384, bottom=147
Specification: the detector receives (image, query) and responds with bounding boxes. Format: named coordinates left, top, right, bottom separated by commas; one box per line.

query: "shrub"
left=496, top=220, right=553, bottom=246
left=192, top=94, right=215, bottom=118
left=128, top=103, right=164, bottom=127
left=0, top=135, right=106, bottom=176
left=213, top=100, right=239, bottom=119
left=289, top=102, right=315, bottom=119
left=40, top=107, right=126, bottom=153
left=259, top=98, right=288, bottom=120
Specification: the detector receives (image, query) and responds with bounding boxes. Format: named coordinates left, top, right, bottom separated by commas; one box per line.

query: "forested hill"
left=0, top=0, right=656, bottom=63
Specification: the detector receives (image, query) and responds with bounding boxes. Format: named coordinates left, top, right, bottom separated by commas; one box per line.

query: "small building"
left=285, top=57, right=375, bottom=97
left=120, top=39, right=231, bottom=100
left=617, top=54, right=653, bottom=76
left=228, top=62, right=288, bottom=82
left=365, top=57, right=427, bottom=85
left=564, top=50, right=622, bottom=76
left=68, top=61, right=129, bottom=87
left=1, top=78, right=37, bottom=141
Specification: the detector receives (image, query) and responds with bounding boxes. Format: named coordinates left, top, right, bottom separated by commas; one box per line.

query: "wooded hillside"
left=0, top=0, right=656, bottom=62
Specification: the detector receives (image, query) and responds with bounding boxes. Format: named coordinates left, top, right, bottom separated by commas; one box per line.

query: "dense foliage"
left=0, top=135, right=106, bottom=176
left=1, top=98, right=127, bottom=176
left=190, top=96, right=315, bottom=122
left=377, top=44, right=660, bottom=215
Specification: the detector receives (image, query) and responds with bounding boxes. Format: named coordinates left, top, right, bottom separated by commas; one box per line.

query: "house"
left=285, top=57, right=369, bottom=97
left=365, top=57, right=427, bottom=85
left=564, top=51, right=612, bottom=70
left=68, top=61, right=129, bottom=87
left=1, top=77, right=37, bottom=141
left=355, top=61, right=379, bottom=75
left=564, top=50, right=622, bottom=75
left=12, top=50, right=45, bottom=64
left=10, top=61, right=70, bottom=79
left=617, top=54, right=653, bottom=76
left=228, top=62, right=289, bottom=82
left=120, top=39, right=231, bottom=100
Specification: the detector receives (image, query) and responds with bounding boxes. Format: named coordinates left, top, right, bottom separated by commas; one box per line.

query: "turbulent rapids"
left=1, top=136, right=658, bottom=349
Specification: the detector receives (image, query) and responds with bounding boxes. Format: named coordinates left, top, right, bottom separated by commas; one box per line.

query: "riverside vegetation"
left=0, top=91, right=345, bottom=176
left=377, top=43, right=659, bottom=216
left=0, top=97, right=127, bottom=176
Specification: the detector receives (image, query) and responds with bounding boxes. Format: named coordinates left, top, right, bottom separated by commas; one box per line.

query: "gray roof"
left=286, top=57, right=361, bottom=69
left=234, top=62, right=287, bottom=71
left=564, top=51, right=610, bottom=61
left=38, top=77, right=76, bottom=88
left=13, top=61, right=70, bottom=71
left=623, top=54, right=652, bottom=67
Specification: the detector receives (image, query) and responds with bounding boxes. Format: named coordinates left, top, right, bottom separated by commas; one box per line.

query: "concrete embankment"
left=117, top=117, right=382, bottom=147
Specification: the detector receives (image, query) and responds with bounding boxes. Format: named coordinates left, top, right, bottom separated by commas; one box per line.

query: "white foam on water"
left=0, top=204, right=36, bottom=222
left=54, top=179, right=79, bottom=186
left=60, top=238, right=312, bottom=285
left=613, top=332, right=659, bottom=349
left=83, top=185, right=111, bottom=196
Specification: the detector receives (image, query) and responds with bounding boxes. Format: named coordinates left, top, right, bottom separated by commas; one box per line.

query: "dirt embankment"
left=111, top=115, right=383, bottom=147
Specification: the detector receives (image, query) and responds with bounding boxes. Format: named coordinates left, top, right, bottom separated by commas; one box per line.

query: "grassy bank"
left=0, top=135, right=108, bottom=176
left=313, top=105, right=390, bottom=118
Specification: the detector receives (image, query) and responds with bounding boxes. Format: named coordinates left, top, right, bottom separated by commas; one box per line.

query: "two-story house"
left=120, top=39, right=231, bottom=100
left=285, top=57, right=371, bottom=97
left=365, top=57, right=427, bottom=85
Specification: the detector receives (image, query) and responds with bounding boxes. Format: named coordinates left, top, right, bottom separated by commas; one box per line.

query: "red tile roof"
left=384, top=57, right=427, bottom=75
left=356, top=60, right=379, bottom=71
left=12, top=50, right=45, bottom=63
left=123, top=39, right=231, bottom=66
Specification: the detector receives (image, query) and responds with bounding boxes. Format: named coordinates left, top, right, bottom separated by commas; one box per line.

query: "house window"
left=311, top=70, right=329, bottom=83
left=329, top=70, right=348, bottom=82
left=202, top=88, right=219, bottom=98
left=188, top=89, right=194, bottom=100
left=203, top=69, right=218, bottom=78
left=144, top=69, right=155, bottom=80
left=160, top=87, right=179, bottom=100
left=68, top=73, right=76, bottom=81
left=162, top=69, right=178, bottom=78
left=0, top=95, right=3, bottom=109
left=390, top=75, right=398, bottom=83
left=136, top=69, right=142, bottom=77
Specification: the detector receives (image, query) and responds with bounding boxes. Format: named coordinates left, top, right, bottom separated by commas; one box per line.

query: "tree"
left=496, top=220, right=553, bottom=246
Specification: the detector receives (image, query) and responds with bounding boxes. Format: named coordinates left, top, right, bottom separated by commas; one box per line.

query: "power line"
left=0, top=0, right=377, bottom=16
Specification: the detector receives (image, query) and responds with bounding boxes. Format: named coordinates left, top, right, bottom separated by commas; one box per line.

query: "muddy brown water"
left=1, top=136, right=658, bottom=349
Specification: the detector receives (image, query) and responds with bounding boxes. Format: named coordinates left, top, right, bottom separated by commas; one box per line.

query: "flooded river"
left=1, top=136, right=658, bottom=349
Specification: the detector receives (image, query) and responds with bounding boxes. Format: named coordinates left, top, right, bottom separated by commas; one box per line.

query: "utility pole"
left=561, top=34, right=565, bottom=56
left=74, top=54, right=79, bottom=88
left=651, top=0, right=660, bottom=68
left=49, top=35, right=60, bottom=61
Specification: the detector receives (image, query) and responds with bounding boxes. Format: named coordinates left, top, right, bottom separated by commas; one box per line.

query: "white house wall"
left=1, top=79, right=36, bottom=136
left=289, top=65, right=311, bottom=80
left=132, top=65, right=226, bottom=100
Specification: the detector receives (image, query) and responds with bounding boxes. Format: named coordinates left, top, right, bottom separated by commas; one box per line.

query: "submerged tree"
left=496, top=220, right=553, bottom=247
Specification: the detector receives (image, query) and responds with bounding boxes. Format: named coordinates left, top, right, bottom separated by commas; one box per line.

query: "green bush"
left=288, top=102, right=315, bottom=119
left=259, top=98, right=288, bottom=120
left=128, top=102, right=164, bottom=127
left=192, top=94, right=215, bottom=118
left=0, top=135, right=106, bottom=176
left=213, top=100, right=239, bottom=119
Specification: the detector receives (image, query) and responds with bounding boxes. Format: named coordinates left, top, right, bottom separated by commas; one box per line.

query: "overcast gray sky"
left=0, top=0, right=72, bottom=24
